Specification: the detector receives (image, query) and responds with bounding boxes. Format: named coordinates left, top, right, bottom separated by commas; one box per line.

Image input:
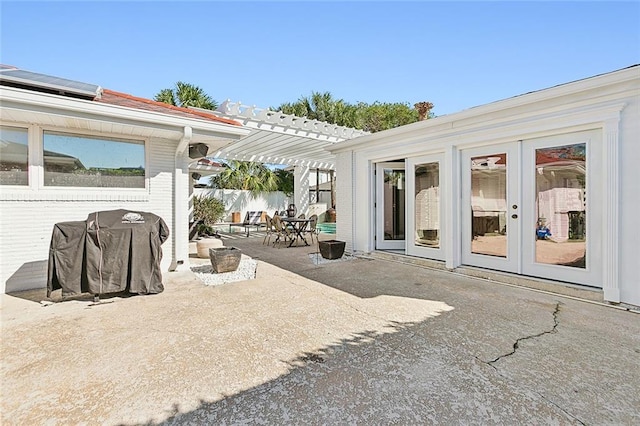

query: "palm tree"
left=209, top=160, right=278, bottom=195
left=277, top=91, right=357, bottom=128
left=154, top=82, right=217, bottom=110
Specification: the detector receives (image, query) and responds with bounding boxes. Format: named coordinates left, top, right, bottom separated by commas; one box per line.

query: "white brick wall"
left=335, top=151, right=354, bottom=253
left=0, top=138, right=178, bottom=293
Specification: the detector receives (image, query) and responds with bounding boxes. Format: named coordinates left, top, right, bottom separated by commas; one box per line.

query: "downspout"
left=170, top=126, right=192, bottom=271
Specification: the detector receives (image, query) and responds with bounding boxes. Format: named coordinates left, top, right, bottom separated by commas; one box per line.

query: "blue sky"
left=1, top=1, right=639, bottom=117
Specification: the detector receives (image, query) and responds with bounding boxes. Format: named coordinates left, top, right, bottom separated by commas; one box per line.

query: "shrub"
left=193, top=195, right=225, bottom=226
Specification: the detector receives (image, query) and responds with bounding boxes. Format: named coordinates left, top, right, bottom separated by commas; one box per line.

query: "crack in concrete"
left=478, top=302, right=587, bottom=424
left=488, top=301, right=561, bottom=365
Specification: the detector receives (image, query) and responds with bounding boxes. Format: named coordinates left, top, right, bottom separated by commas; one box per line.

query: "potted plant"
left=192, top=195, right=225, bottom=238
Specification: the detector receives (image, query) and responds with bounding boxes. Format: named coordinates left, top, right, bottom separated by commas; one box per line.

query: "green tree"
left=276, top=92, right=434, bottom=133
left=275, top=168, right=294, bottom=196
left=277, top=91, right=358, bottom=128
left=356, top=101, right=420, bottom=133
left=209, top=160, right=278, bottom=195
left=154, top=81, right=217, bottom=110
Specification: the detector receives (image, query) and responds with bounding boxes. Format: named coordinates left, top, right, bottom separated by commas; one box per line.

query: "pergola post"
left=293, top=165, right=310, bottom=215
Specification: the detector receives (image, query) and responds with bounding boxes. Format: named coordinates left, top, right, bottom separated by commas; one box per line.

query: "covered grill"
left=47, top=209, right=169, bottom=297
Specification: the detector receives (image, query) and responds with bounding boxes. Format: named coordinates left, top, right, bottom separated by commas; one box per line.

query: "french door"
left=461, top=130, right=602, bottom=287
left=462, top=143, right=520, bottom=272
left=376, top=162, right=406, bottom=250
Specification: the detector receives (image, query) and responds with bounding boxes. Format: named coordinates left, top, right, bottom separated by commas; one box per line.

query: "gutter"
left=170, top=126, right=192, bottom=271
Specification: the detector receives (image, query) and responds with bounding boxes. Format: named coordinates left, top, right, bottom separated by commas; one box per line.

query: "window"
left=0, top=126, right=29, bottom=186
left=43, top=131, right=145, bottom=188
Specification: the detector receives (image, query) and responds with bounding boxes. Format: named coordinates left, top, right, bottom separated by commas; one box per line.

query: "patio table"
left=280, top=217, right=311, bottom=247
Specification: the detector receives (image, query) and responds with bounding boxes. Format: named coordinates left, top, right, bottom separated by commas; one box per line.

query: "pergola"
left=198, top=100, right=368, bottom=170
left=191, top=101, right=368, bottom=212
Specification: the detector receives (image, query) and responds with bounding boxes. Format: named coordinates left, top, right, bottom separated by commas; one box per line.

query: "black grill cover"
left=47, top=209, right=169, bottom=297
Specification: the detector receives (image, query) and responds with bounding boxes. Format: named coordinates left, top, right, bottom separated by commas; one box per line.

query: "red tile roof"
left=197, top=158, right=224, bottom=167
left=95, top=89, right=242, bottom=126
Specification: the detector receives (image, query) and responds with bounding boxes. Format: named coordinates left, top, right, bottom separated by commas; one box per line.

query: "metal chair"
left=262, top=215, right=275, bottom=245
left=271, top=215, right=292, bottom=248
left=305, top=214, right=319, bottom=243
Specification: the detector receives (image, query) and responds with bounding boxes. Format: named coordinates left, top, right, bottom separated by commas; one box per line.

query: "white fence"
left=192, top=188, right=330, bottom=223
left=193, top=188, right=289, bottom=222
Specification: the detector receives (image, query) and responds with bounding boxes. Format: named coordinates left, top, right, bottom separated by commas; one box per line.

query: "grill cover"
left=47, top=209, right=169, bottom=297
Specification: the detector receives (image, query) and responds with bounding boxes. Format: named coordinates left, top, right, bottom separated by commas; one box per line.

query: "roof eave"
left=0, top=86, right=251, bottom=139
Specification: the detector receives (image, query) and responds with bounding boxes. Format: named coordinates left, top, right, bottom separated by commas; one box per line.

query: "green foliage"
left=277, top=91, right=359, bottom=128
left=275, top=168, right=294, bottom=196
left=193, top=195, right=226, bottom=226
left=209, top=160, right=278, bottom=195
left=154, top=81, right=217, bottom=110
left=275, top=91, right=434, bottom=133
left=356, top=101, right=419, bottom=133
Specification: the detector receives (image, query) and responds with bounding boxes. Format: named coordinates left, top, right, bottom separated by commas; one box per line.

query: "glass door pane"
left=414, top=162, right=440, bottom=248
left=383, top=168, right=405, bottom=241
left=470, top=153, right=508, bottom=257
left=376, top=162, right=406, bottom=250
left=407, top=154, right=445, bottom=260
left=534, top=143, right=586, bottom=268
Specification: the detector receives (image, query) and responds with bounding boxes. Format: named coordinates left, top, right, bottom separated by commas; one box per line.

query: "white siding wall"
left=0, top=138, right=178, bottom=293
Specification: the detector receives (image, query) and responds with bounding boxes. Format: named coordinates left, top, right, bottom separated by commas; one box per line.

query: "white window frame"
left=40, top=128, right=148, bottom=191
left=0, top=122, right=150, bottom=201
left=0, top=124, right=30, bottom=188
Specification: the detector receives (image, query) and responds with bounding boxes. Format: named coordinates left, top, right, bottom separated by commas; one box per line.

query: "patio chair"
left=304, top=214, right=319, bottom=244
left=271, top=215, right=292, bottom=248
left=262, top=215, right=275, bottom=245
left=229, top=211, right=264, bottom=237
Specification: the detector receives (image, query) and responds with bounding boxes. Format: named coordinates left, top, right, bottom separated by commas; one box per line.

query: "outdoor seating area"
left=262, top=213, right=319, bottom=248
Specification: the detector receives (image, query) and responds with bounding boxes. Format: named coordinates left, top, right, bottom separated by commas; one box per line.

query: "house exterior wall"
left=0, top=134, right=180, bottom=294
left=332, top=66, right=640, bottom=306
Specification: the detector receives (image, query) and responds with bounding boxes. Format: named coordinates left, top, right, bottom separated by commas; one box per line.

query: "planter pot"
left=209, top=246, right=241, bottom=273
left=196, top=237, right=223, bottom=258
left=318, top=240, right=345, bottom=260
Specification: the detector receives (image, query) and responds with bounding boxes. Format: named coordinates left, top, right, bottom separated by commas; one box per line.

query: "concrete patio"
left=1, top=231, right=639, bottom=425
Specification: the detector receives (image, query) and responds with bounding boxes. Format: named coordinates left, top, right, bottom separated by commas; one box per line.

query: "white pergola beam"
left=191, top=101, right=368, bottom=170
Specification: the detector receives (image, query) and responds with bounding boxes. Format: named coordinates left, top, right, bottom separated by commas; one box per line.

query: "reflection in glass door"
left=534, top=143, right=586, bottom=268
left=407, top=154, right=444, bottom=260
left=470, top=153, right=508, bottom=258
left=376, top=162, right=406, bottom=250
